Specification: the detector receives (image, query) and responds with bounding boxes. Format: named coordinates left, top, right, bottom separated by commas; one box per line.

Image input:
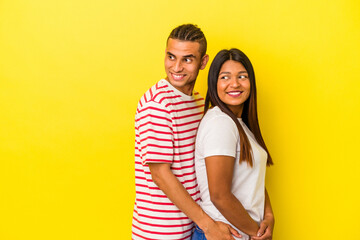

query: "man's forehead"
left=166, top=38, right=201, bottom=56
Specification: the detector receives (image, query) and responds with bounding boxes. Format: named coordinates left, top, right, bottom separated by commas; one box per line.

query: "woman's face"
left=217, top=60, right=251, bottom=117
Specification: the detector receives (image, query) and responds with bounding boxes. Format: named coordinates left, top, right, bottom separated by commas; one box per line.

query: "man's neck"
left=178, top=84, right=194, bottom=96
left=164, top=78, right=195, bottom=96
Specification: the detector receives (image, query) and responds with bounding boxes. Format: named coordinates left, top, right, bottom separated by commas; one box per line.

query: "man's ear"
left=200, top=54, right=209, bottom=70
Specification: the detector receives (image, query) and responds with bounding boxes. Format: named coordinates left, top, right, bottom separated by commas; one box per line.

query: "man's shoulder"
left=192, top=91, right=203, bottom=100
left=136, top=79, right=172, bottom=111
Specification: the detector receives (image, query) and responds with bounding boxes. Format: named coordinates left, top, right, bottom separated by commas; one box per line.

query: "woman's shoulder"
left=203, top=106, right=233, bottom=122
left=197, top=106, right=239, bottom=148
left=200, top=106, right=237, bottom=131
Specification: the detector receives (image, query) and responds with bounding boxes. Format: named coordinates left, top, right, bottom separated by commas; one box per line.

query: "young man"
left=132, top=24, right=241, bottom=240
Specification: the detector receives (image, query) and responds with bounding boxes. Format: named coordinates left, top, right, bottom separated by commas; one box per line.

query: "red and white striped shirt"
left=132, top=79, right=204, bottom=240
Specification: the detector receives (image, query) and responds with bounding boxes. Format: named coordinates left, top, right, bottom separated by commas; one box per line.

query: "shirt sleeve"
left=200, top=114, right=238, bottom=158
left=136, top=100, right=174, bottom=165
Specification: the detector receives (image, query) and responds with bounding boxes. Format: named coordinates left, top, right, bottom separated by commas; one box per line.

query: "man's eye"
left=184, top=58, right=192, bottom=63
left=168, top=55, right=175, bottom=60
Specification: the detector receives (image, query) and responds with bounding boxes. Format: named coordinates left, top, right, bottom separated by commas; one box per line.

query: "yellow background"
left=1, top=0, right=359, bottom=239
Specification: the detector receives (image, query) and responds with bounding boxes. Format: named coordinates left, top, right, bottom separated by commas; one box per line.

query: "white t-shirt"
left=195, top=106, right=268, bottom=240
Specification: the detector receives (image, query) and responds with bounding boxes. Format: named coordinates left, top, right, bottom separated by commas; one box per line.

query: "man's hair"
left=167, top=24, right=207, bottom=57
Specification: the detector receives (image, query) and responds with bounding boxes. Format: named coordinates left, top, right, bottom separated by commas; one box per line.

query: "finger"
left=228, top=225, right=242, bottom=238
left=252, top=229, right=271, bottom=240
left=262, top=226, right=272, bottom=237
left=256, top=223, right=268, bottom=237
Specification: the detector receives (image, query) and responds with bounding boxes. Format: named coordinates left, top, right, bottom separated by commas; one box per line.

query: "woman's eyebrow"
left=219, top=71, right=247, bottom=75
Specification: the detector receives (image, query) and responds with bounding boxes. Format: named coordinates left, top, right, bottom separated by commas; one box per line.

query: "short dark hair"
left=167, top=24, right=207, bottom=57
left=205, top=48, right=273, bottom=166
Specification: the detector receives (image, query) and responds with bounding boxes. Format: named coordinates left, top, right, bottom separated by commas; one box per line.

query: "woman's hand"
left=250, top=216, right=274, bottom=240
left=251, top=188, right=274, bottom=240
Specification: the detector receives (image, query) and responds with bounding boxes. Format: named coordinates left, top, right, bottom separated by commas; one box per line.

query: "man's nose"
left=173, top=60, right=183, bottom=72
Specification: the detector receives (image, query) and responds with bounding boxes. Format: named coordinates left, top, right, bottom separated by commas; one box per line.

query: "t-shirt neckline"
left=161, top=79, right=195, bottom=100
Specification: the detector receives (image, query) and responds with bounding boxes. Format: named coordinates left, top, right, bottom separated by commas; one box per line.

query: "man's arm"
left=148, top=163, right=241, bottom=240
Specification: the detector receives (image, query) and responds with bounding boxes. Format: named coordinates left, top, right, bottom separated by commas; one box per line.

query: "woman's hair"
left=205, top=48, right=273, bottom=166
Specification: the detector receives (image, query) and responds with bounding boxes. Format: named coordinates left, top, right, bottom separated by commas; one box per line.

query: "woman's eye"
left=239, top=75, right=248, bottom=79
left=220, top=76, right=229, bottom=80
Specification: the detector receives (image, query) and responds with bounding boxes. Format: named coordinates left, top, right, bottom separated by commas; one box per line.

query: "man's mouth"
left=171, top=73, right=186, bottom=80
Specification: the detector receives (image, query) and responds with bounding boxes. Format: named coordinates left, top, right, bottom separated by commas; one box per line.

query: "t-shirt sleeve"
left=136, top=101, right=174, bottom=165
left=200, top=115, right=238, bottom=158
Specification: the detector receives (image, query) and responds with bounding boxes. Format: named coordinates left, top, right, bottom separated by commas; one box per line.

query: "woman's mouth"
left=227, top=91, right=243, bottom=97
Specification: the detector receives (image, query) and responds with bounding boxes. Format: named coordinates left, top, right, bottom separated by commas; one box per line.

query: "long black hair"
left=205, top=48, right=273, bottom=166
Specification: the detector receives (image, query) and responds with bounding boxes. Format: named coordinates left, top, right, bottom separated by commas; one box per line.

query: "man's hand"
left=250, top=217, right=274, bottom=240
left=149, top=163, right=241, bottom=240
left=204, top=221, right=241, bottom=240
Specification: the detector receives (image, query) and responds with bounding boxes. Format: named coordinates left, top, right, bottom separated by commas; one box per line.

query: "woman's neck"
left=228, top=104, right=244, bottom=118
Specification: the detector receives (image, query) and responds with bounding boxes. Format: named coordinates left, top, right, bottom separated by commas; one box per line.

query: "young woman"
left=193, top=49, right=274, bottom=240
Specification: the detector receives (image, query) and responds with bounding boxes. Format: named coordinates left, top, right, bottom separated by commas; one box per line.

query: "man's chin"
left=168, top=78, right=185, bottom=86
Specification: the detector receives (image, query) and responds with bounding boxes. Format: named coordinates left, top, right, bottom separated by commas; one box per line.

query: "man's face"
left=164, top=38, right=208, bottom=95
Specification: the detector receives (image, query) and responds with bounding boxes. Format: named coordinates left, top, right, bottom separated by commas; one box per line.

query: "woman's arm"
left=205, top=155, right=259, bottom=236
left=148, top=162, right=241, bottom=240
left=251, top=189, right=274, bottom=240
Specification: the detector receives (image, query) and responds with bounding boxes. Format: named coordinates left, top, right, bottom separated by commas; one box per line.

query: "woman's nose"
left=230, top=77, right=240, bottom=87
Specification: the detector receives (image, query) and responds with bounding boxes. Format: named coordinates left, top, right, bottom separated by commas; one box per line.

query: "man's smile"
left=171, top=73, right=186, bottom=80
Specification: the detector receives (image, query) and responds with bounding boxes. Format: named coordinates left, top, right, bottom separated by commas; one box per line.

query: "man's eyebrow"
left=183, top=54, right=196, bottom=58
left=166, top=52, right=196, bottom=59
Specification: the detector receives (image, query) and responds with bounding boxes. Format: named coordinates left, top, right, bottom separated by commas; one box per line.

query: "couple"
left=132, top=24, right=274, bottom=240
